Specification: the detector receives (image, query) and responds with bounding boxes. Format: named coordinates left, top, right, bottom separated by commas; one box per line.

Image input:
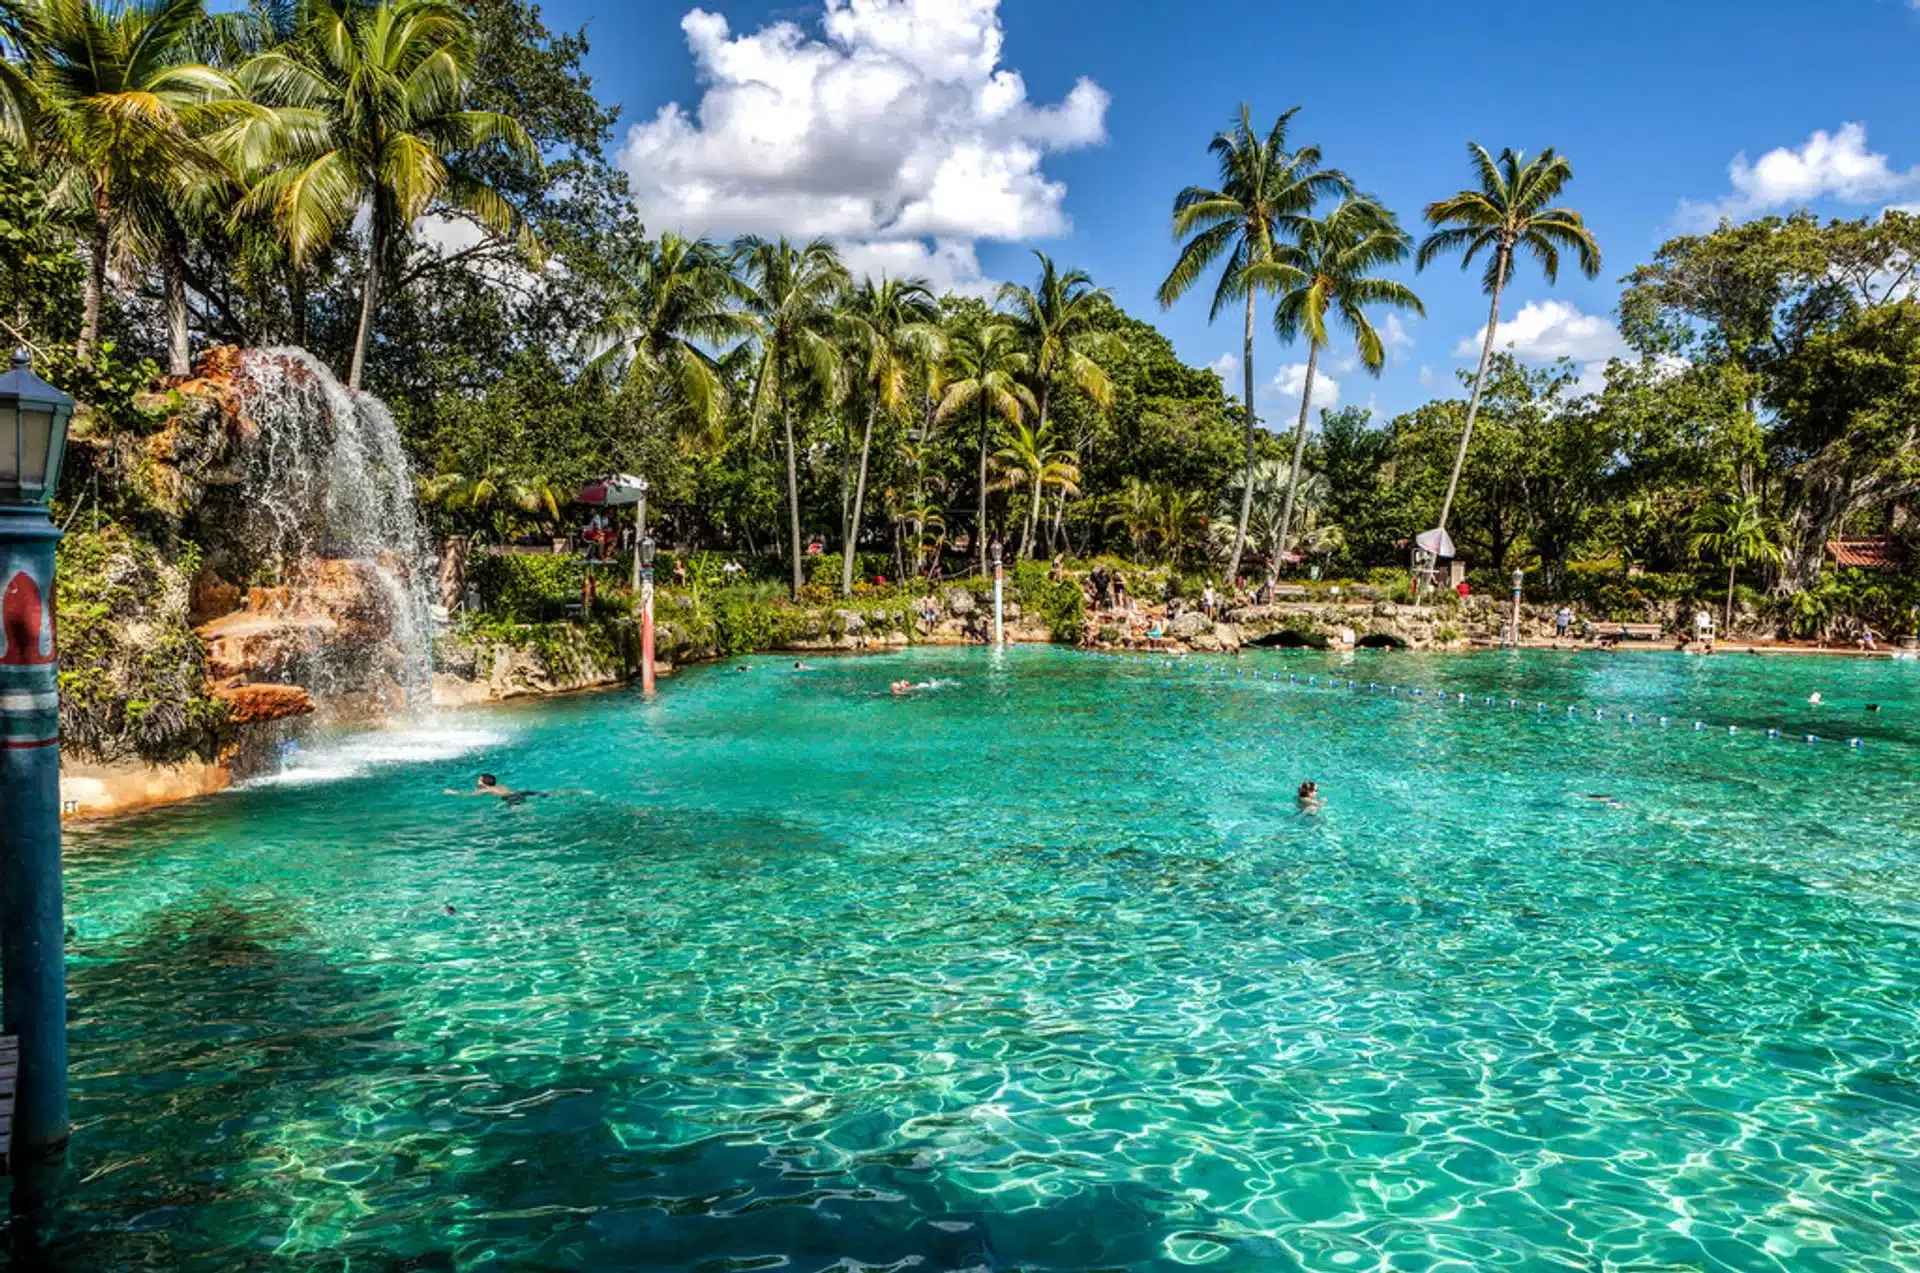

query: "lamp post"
left=0, top=350, right=76, bottom=1162
left=990, top=540, right=1004, bottom=646
left=639, top=535, right=656, bottom=695
left=1509, top=568, right=1524, bottom=648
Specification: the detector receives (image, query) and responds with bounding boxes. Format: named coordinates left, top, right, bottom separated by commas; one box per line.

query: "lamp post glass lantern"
left=0, top=349, right=76, bottom=1163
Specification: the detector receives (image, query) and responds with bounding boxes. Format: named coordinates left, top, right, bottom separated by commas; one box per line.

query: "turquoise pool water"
left=40, top=647, right=1920, bottom=1270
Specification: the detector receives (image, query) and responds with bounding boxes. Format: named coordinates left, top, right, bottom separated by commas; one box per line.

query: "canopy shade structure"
left=1414, top=528, right=1455, bottom=560
left=575, top=474, right=647, bottom=507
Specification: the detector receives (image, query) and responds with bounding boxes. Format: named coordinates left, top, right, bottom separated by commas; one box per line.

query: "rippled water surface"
left=40, top=647, right=1920, bottom=1270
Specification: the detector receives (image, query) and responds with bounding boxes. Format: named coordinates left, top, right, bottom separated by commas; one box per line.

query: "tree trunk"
left=1030, top=381, right=1052, bottom=559
left=1274, top=339, right=1322, bottom=583
left=1048, top=483, right=1067, bottom=554
left=163, top=227, right=191, bottom=376
left=78, top=190, right=110, bottom=360
left=348, top=218, right=385, bottom=390
left=1225, top=287, right=1257, bottom=583
left=1437, top=250, right=1510, bottom=541
left=781, top=373, right=804, bottom=600
left=977, top=398, right=990, bottom=577
left=289, top=261, right=308, bottom=348
left=1725, top=560, right=1737, bottom=631
left=842, top=394, right=880, bottom=596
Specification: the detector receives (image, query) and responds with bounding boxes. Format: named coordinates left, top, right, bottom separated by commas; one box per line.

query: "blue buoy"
left=1629, top=713, right=1638, bottom=722
left=1767, top=728, right=1779, bottom=739
left=1849, top=738, right=1862, bottom=748
left=1806, top=734, right=1819, bottom=743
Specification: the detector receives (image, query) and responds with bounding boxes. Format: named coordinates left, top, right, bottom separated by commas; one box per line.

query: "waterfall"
left=227, top=348, right=434, bottom=708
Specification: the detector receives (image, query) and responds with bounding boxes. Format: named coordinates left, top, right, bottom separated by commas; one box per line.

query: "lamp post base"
left=0, top=503, right=70, bottom=1162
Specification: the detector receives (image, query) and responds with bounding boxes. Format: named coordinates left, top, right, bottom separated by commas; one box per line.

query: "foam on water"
left=242, top=725, right=511, bottom=788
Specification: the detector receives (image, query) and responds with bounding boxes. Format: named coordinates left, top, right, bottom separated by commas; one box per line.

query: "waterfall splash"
left=226, top=347, right=434, bottom=710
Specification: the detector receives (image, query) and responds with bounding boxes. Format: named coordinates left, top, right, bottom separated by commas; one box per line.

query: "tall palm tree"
left=586, top=232, right=753, bottom=451
left=24, top=0, right=244, bottom=363
left=1158, top=105, right=1348, bottom=583
left=736, top=235, right=849, bottom=598
left=1689, top=492, right=1780, bottom=629
left=1417, top=144, right=1600, bottom=551
left=992, top=420, right=1080, bottom=558
left=838, top=274, right=940, bottom=595
left=1106, top=475, right=1159, bottom=559
left=999, top=252, right=1119, bottom=556
left=1259, top=196, right=1423, bottom=570
left=237, top=0, right=538, bottom=388
left=936, top=316, right=1034, bottom=576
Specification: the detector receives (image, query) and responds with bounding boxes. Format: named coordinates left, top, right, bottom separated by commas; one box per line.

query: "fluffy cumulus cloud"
left=1454, top=300, right=1629, bottom=363
left=1678, top=122, right=1919, bottom=229
left=1208, top=352, right=1241, bottom=384
left=1417, top=363, right=1435, bottom=387
left=1268, top=361, right=1339, bottom=419
left=619, top=0, right=1108, bottom=288
left=1380, top=312, right=1415, bottom=353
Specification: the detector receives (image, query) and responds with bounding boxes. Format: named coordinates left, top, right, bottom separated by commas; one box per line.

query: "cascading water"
left=227, top=347, right=435, bottom=710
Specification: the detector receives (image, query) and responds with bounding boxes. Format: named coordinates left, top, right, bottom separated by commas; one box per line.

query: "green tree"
left=1417, top=144, right=1600, bottom=552
left=839, top=274, right=940, bottom=594
left=992, top=420, right=1079, bottom=559
left=238, top=0, right=538, bottom=388
left=1689, top=492, right=1781, bottom=628
left=936, top=315, right=1034, bottom=574
left=586, top=232, right=752, bottom=451
left=1158, top=105, right=1347, bottom=582
left=1260, top=195, right=1422, bottom=570
left=736, top=234, right=849, bottom=597
left=24, top=0, right=241, bottom=362
left=999, top=251, right=1119, bottom=555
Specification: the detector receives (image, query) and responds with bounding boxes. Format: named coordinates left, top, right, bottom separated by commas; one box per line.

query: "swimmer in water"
left=1583, top=792, right=1625, bottom=808
left=445, top=774, right=586, bottom=807
left=891, top=679, right=913, bottom=695
left=793, top=661, right=814, bottom=671
left=1296, top=781, right=1325, bottom=812
left=1809, top=692, right=1823, bottom=706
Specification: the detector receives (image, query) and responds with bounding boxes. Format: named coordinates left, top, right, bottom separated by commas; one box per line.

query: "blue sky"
left=537, top=0, right=1920, bottom=427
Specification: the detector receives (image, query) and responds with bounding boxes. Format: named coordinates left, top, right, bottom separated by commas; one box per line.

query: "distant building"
left=1825, top=537, right=1907, bottom=571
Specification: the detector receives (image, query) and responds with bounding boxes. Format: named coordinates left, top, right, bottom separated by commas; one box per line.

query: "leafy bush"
left=56, top=527, right=225, bottom=764
left=1011, top=560, right=1086, bottom=643
left=468, top=551, right=625, bottom=622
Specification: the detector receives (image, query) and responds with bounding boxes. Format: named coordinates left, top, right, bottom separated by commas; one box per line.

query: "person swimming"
left=793, top=661, right=814, bottom=671
left=445, top=774, right=584, bottom=807
left=1296, top=781, right=1324, bottom=812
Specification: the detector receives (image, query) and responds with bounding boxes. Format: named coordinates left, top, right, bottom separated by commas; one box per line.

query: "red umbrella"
left=576, top=474, right=647, bottom=507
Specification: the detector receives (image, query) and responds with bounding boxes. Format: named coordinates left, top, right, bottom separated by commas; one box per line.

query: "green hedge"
left=1011, top=560, right=1087, bottom=643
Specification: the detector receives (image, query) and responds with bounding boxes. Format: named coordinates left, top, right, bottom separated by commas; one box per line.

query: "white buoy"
left=1660, top=717, right=1670, bottom=727
left=1849, top=738, right=1862, bottom=748
left=1728, top=725, right=1737, bottom=735
left=1694, top=721, right=1704, bottom=731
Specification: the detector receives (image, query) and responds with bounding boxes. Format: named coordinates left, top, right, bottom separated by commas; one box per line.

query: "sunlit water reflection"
left=43, top=647, right=1920, bottom=1270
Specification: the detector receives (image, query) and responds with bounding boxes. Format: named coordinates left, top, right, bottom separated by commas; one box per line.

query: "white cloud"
left=1380, top=312, right=1415, bottom=353
left=1678, top=122, right=1919, bottom=229
left=619, top=1, right=1108, bottom=280
left=1268, top=361, right=1339, bottom=420
left=1454, top=299, right=1629, bottom=363
left=835, top=237, right=996, bottom=296
left=1417, top=363, right=1435, bottom=387
left=1208, top=353, right=1241, bottom=384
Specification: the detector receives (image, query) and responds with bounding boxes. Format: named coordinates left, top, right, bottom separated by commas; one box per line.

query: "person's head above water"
left=1298, top=781, right=1317, bottom=799
left=477, top=774, right=498, bottom=789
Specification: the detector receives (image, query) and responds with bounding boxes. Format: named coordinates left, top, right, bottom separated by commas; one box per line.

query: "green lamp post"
left=0, top=349, right=76, bottom=1162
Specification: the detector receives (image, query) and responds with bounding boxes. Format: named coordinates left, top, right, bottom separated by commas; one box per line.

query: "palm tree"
left=420, top=466, right=508, bottom=540
left=1260, top=196, right=1423, bottom=572
left=999, top=252, right=1119, bottom=555
left=736, top=235, right=849, bottom=598
left=1158, top=105, right=1348, bottom=583
left=1689, top=492, right=1780, bottom=630
left=1106, top=476, right=1159, bottom=559
left=992, top=420, right=1080, bottom=558
left=1150, top=484, right=1208, bottom=564
left=24, top=0, right=244, bottom=363
left=237, top=0, right=538, bottom=388
left=838, top=274, right=940, bottom=595
left=1417, top=145, right=1600, bottom=552
left=936, top=316, right=1034, bottom=575
left=587, top=232, right=753, bottom=451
